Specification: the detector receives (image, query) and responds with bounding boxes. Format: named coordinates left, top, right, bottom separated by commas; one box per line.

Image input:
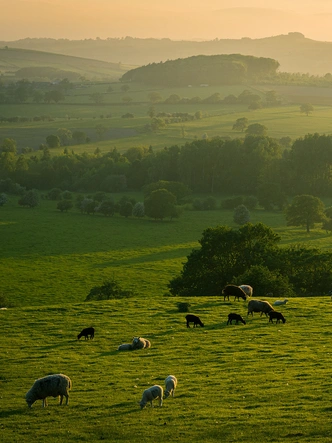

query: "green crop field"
left=1, top=193, right=332, bottom=442
left=2, top=82, right=332, bottom=153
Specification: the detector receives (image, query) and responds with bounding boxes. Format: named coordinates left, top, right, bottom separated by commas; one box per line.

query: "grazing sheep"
left=139, top=385, right=163, bottom=409
left=269, top=311, right=286, bottom=324
left=222, top=284, right=247, bottom=301
left=132, top=337, right=151, bottom=349
left=77, top=327, right=94, bottom=340
left=239, top=285, right=253, bottom=298
left=164, top=375, right=177, bottom=399
left=227, top=313, right=246, bottom=325
left=117, top=343, right=133, bottom=351
left=273, top=299, right=288, bottom=306
left=25, top=374, right=72, bottom=408
left=248, top=299, right=275, bottom=317
left=185, top=314, right=204, bottom=328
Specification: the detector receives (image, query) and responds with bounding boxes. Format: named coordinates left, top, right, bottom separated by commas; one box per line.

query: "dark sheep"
left=186, top=314, right=204, bottom=328
left=269, top=311, right=286, bottom=324
left=77, top=327, right=95, bottom=340
left=227, top=313, right=246, bottom=325
left=222, top=284, right=247, bottom=301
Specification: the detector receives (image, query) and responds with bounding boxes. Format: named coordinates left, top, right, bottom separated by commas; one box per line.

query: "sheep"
left=269, top=311, right=286, bottom=324
left=248, top=299, right=275, bottom=317
left=25, top=374, right=72, bottom=408
left=273, top=299, right=288, bottom=306
left=239, top=285, right=253, bottom=298
left=132, top=337, right=151, bottom=349
left=139, top=385, right=163, bottom=409
left=222, top=284, right=247, bottom=301
left=227, top=313, right=246, bottom=325
left=117, top=343, right=133, bottom=351
left=185, top=314, right=204, bottom=328
left=77, top=327, right=94, bottom=340
left=164, top=375, right=177, bottom=399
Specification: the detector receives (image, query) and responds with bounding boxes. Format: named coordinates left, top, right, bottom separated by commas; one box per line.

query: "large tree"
left=285, top=194, right=327, bottom=233
left=144, top=188, right=177, bottom=220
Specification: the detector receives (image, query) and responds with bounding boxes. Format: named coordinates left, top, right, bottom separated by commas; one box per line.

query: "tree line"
left=1, top=132, right=332, bottom=200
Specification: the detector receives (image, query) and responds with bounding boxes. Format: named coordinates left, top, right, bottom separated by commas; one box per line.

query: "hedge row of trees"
left=1, top=132, right=332, bottom=200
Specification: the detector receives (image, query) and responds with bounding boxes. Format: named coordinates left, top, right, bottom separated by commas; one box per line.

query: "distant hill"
left=2, top=33, right=332, bottom=76
left=121, top=54, right=279, bottom=86
left=0, top=47, right=135, bottom=81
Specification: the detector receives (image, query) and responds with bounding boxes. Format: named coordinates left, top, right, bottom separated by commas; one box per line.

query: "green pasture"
left=1, top=194, right=332, bottom=442
left=1, top=295, right=332, bottom=442
left=1, top=195, right=332, bottom=308
left=2, top=82, right=332, bottom=152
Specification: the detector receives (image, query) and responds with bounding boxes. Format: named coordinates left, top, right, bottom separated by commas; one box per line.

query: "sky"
left=2, top=0, right=332, bottom=42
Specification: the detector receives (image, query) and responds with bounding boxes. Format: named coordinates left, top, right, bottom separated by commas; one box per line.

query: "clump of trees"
left=85, top=279, right=134, bottom=301
left=168, top=223, right=332, bottom=297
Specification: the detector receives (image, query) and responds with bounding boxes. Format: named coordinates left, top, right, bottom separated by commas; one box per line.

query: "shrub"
left=177, top=302, right=191, bottom=312
left=85, top=279, right=134, bottom=301
left=47, top=188, right=62, bottom=200
left=57, top=200, right=73, bottom=212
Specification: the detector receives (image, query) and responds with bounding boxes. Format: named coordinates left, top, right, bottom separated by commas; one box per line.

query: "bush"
left=177, top=302, right=191, bottom=312
left=85, top=280, right=134, bottom=301
left=18, top=189, right=39, bottom=208
left=47, top=188, right=62, bottom=200
left=57, top=200, right=73, bottom=212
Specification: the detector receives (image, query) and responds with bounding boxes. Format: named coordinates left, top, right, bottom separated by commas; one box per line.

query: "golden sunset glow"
left=1, top=0, right=332, bottom=41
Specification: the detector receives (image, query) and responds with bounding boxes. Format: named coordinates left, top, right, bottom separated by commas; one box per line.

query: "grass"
left=1, top=296, right=332, bottom=442
left=1, top=194, right=332, bottom=442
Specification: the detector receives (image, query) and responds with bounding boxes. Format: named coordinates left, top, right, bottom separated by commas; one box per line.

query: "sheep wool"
left=25, top=374, right=72, bottom=408
left=139, top=385, right=163, bottom=409
left=164, top=375, right=177, bottom=398
left=132, top=337, right=151, bottom=350
left=117, top=343, right=133, bottom=351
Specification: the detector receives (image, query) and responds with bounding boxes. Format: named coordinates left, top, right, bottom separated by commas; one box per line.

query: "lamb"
left=132, top=337, right=151, bottom=349
left=227, top=313, right=246, bottom=325
left=164, top=375, right=177, bottom=399
left=139, top=385, right=163, bottom=409
left=239, top=285, right=253, bottom=298
left=25, top=373, right=72, bottom=408
left=248, top=299, right=275, bottom=317
left=269, top=311, right=286, bottom=324
left=77, top=327, right=94, bottom=340
left=222, top=284, right=247, bottom=301
left=185, top=314, right=204, bottom=328
left=273, top=299, right=288, bottom=306
left=117, top=343, right=133, bottom=351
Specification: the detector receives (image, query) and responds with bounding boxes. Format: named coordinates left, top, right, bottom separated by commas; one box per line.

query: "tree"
left=148, top=92, right=163, bottom=103
left=72, top=131, right=87, bottom=144
left=285, top=194, right=327, bottom=233
left=300, top=103, right=314, bottom=116
left=18, top=189, right=39, bottom=208
left=0, top=193, right=8, bottom=206
left=1, top=138, right=17, bottom=153
left=121, top=84, right=130, bottom=93
left=46, top=134, right=60, bottom=148
left=233, top=204, right=250, bottom=225
left=245, top=123, right=267, bottom=136
left=119, top=201, right=133, bottom=217
left=232, top=117, right=248, bottom=132
left=132, top=202, right=145, bottom=218
left=168, top=223, right=281, bottom=296
left=57, top=128, right=72, bottom=146
left=144, top=188, right=177, bottom=220
left=57, top=200, right=73, bottom=212
left=95, top=124, right=108, bottom=140
left=96, top=200, right=116, bottom=216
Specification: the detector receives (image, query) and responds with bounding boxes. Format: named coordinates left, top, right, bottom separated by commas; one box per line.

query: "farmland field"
left=2, top=82, right=332, bottom=153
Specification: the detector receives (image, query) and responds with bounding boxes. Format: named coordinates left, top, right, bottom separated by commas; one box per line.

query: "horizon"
left=2, top=0, right=332, bottom=43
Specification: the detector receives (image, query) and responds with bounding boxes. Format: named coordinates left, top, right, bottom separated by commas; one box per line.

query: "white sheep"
left=25, top=374, right=72, bottom=408
left=132, top=337, right=151, bottom=350
left=139, top=385, right=163, bottom=409
left=117, top=343, right=133, bottom=351
left=248, top=299, right=275, bottom=317
left=239, top=285, right=253, bottom=298
left=273, top=299, right=288, bottom=306
left=164, top=375, right=177, bottom=399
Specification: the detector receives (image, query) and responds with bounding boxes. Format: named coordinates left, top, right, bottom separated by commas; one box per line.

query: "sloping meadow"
left=1, top=296, right=332, bottom=443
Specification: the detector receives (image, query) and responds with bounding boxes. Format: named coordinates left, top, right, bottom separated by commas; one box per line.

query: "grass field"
left=2, top=82, right=332, bottom=153
left=1, top=194, right=332, bottom=442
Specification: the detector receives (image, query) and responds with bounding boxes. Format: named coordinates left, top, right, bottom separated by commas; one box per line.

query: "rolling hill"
left=2, top=33, right=332, bottom=76
left=0, top=47, right=135, bottom=80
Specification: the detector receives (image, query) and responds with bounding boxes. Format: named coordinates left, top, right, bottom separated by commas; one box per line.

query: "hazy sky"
left=2, top=0, right=332, bottom=42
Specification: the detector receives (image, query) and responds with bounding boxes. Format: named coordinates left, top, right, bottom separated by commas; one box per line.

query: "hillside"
left=0, top=47, right=135, bottom=80
left=2, top=33, right=332, bottom=75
